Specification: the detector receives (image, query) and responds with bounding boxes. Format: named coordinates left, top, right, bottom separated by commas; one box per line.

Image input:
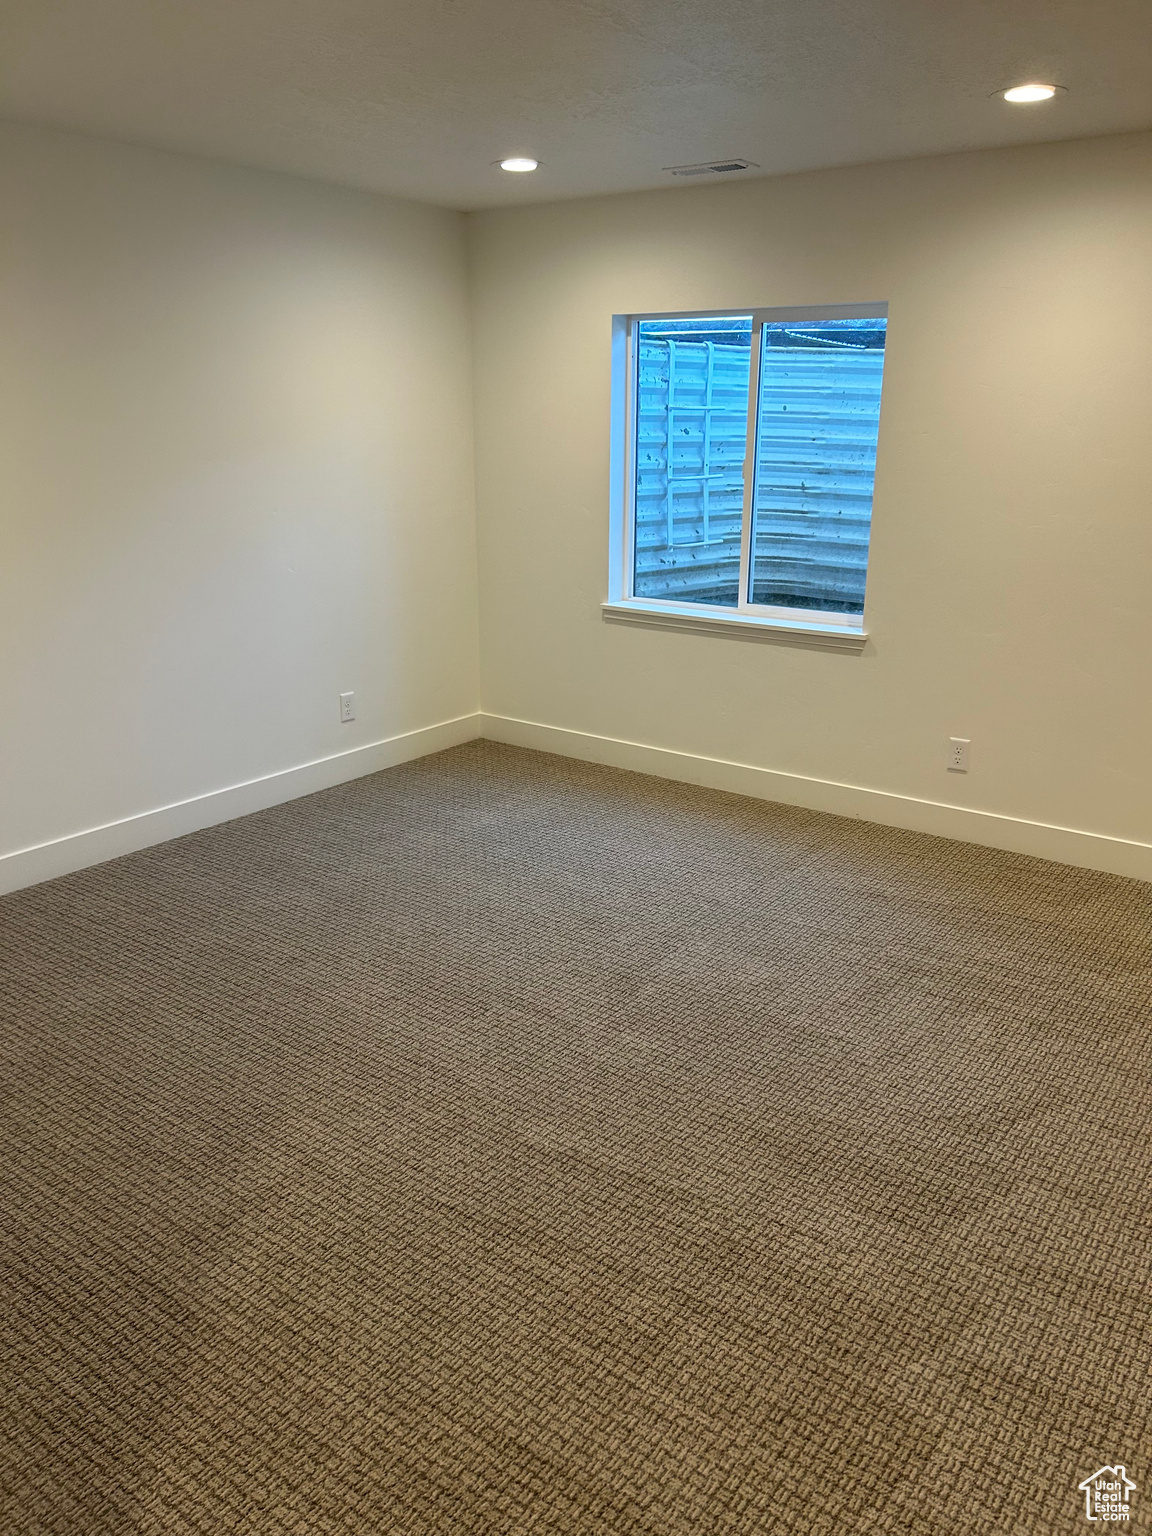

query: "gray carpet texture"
left=1, top=740, right=1150, bottom=1535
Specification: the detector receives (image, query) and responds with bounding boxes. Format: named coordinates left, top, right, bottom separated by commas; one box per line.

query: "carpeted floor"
left=1, top=741, right=1150, bottom=1535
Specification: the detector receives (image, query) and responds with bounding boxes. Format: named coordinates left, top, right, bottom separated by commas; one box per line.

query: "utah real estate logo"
left=1078, top=1466, right=1137, bottom=1523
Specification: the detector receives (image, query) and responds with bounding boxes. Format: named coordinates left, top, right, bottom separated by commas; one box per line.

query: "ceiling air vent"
left=664, top=158, right=758, bottom=177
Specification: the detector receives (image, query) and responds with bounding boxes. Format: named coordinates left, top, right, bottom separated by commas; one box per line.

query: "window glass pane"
left=750, top=316, right=886, bottom=615
left=633, top=316, right=752, bottom=608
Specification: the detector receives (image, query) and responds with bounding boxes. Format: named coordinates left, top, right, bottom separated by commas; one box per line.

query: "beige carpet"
left=2, top=741, right=1150, bottom=1535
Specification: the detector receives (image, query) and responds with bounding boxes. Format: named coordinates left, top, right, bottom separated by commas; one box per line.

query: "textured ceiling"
left=1, top=0, right=1149, bottom=210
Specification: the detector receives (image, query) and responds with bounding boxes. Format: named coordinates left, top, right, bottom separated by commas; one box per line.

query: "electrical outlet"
left=339, top=691, right=356, bottom=724
left=948, top=737, right=970, bottom=772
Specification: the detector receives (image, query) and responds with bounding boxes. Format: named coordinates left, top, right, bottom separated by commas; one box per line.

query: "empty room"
left=1, top=1, right=1150, bottom=1531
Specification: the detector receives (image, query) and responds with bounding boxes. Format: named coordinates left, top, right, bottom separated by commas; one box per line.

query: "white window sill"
left=601, top=599, right=868, bottom=652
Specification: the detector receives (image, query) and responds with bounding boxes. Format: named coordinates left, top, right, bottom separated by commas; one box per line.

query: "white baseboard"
left=7, top=709, right=1148, bottom=895
left=0, top=712, right=483, bottom=896
left=480, top=712, right=1152, bottom=883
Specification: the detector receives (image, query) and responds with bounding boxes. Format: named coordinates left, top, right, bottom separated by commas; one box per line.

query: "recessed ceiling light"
left=1001, top=83, right=1059, bottom=103
left=499, top=157, right=539, bottom=173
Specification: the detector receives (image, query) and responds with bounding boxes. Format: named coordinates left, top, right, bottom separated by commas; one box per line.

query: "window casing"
left=606, top=303, right=888, bottom=647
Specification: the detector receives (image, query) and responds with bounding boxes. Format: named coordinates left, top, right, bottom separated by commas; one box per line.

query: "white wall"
left=468, top=132, right=1152, bottom=878
left=0, top=122, right=480, bottom=889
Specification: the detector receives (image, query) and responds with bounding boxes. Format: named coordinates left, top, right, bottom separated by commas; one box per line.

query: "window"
left=606, top=303, right=888, bottom=647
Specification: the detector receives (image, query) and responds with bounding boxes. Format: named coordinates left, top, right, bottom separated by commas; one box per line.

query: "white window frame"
left=604, top=302, right=887, bottom=652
